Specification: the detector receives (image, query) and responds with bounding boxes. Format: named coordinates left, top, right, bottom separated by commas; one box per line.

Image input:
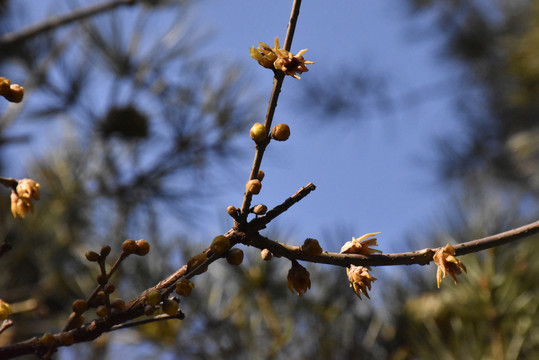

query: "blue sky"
left=190, top=0, right=464, bottom=253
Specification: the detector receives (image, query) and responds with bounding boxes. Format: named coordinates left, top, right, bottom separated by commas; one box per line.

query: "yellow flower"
left=17, top=178, right=40, bottom=201
left=287, top=262, right=311, bottom=296
left=433, top=243, right=467, bottom=288
left=250, top=39, right=278, bottom=69
left=250, top=37, right=314, bottom=79
left=340, top=232, right=382, bottom=255
left=0, top=299, right=12, bottom=320
left=10, top=178, right=40, bottom=218
left=11, top=191, right=33, bottom=218
left=347, top=265, right=377, bottom=299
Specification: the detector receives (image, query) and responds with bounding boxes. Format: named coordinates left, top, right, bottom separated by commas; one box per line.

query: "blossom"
left=433, top=243, right=467, bottom=288
left=0, top=299, right=12, bottom=320
left=250, top=37, right=314, bottom=79
left=10, top=178, right=41, bottom=218
left=340, top=232, right=382, bottom=255
left=287, top=262, right=311, bottom=296
left=347, top=265, right=377, bottom=299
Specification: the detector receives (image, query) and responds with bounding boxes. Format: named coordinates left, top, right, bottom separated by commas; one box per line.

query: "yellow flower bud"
left=146, top=291, right=162, bottom=306
left=226, top=248, right=244, bottom=266
left=161, top=299, right=179, bottom=316
left=211, top=235, right=231, bottom=254
left=250, top=122, right=267, bottom=142
left=246, top=179, right=262, bottom=195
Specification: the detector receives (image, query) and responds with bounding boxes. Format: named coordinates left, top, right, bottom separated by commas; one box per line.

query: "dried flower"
left=250, top=37, right=314, bottom=79
left=433, top=244, right=467, bottom=288
left=347, top=265, right=377, bottom=299
left=287, top=262, right=311, bottom=296
left=340, top=232, right=382, bottom=255
left=10, top=191, right=33, bottom=218
left=0, top=299, right=12, bottom=320
left=10, top=178, right=41, bottom=218
left=17, top=178, right=40, bottom=200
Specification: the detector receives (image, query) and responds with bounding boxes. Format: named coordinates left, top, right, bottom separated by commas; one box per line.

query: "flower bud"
left=211, top=235, right=231, bottom=254
left=253, top=204, right=267, bottom=215
left=0, top=77, right=10, bottom=95
left=121, top=239, right=137, bottom=254
left=271, top=123, right=290, bottom=141
left=85, top=251, right=100, bottom=262
left=96, top=305, right=108, bottom=318
left=261, top=249, right=272, bottom=261
left=250, top=123, right=267, bottom=142
left=176, top=278, right=195, bottom=297
left=161, top=299, right=179, bottom=316
left=100, top=245, right=111, bottom=257
left=135, top=239, right=150, bottom=256
left=111, top=298, right=126, bottom=312
left=246, top=179, right=262, bottom=194
left=5, top=84, right=24, bottom=103
left=104, top=284, right=116, bottom=294
left=256, top=169, right=265, bottom=181
left=71, top=299, right=88, bottom=314
left=300, top=238, right=323, bottom=257
left=226, top=248, right=244, bottom=265
left=227, top=205, right=238, bottom=218
left=146, top=291, right=162, bottom=306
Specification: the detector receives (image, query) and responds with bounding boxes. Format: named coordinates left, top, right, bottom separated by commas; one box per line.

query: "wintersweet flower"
left=10, top=178, right=40, bottom=218
left=340, top=232, right=382, bottom=255
left=250, top=37, right=314, bottom=79
left=287, top=262, right=311, bottom=296
left=433, top=243, right=467, bottom=288
left=347, top=265, right=377, bottom=299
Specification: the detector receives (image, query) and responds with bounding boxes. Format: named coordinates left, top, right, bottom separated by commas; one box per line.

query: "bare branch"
left=0, top=0, right=136, bottom=50
left=239, top=0, right=303, bottom=222
left=243, top=219, right=539, bottom=267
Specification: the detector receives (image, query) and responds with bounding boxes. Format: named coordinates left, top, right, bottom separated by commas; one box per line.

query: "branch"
left=248, top=182, right=316, bottom=230
left=239, top=0, right=303, bottom=222
left=0, top=176, right=18, bottom=191
left=0, top=0, right=136, bottom=50
left=243, top=219, right=539, bottom=267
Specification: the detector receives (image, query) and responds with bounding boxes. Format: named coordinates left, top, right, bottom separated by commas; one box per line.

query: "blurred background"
left=0, top=0, right=538, bottom=358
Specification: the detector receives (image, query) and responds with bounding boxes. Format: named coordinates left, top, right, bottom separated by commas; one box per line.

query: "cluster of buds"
left=287, top=262, right=311, bottom=296
left=0, top=77, right=24, bottom=103
left=433, top=244, right=467, bottom=288
left=11, top=178, right=40, bottom=218
left=250, top=37, right=314, bottom=79
left=347, top=265, right=377, bottom=299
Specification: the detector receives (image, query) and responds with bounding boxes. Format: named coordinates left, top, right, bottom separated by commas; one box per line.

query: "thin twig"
left=249, top=182, right=316, bottom=230
left=0, top=177, right=18, bottom=191
left=239, top=0, right=303, bottom=223
left=0, top=0, right=136, bottom=50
